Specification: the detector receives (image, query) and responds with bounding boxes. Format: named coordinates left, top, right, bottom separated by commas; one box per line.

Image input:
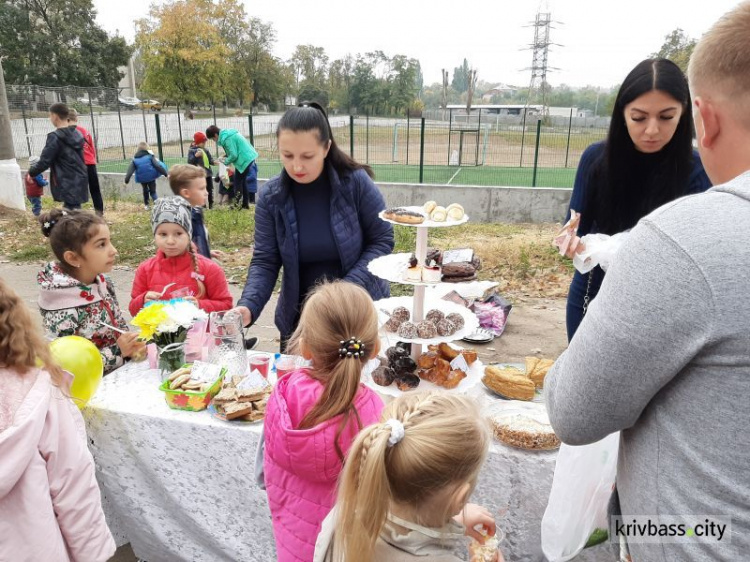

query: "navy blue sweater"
left=565, top=141, right=712, bottom=340
left=238, top=164, right=394, bottom=337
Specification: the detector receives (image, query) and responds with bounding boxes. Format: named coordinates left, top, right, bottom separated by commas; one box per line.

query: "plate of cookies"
left=379, top=203, right=468, bottom=228
left=210, top=372, right=272, bottom=422
left=159, top=362, right=226, bottom=412
left=376, top=296, right=479, bottom=345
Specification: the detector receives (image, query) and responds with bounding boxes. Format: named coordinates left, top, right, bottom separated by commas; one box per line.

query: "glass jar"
left=158, top=341, right=186, bottom=382
left=206, top=310, right=247, bottom=377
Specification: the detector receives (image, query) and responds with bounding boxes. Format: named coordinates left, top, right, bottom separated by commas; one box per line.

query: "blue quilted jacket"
left=238, top=164, right=394, bottom=336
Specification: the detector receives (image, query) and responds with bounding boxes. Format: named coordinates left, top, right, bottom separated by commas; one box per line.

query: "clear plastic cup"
left=248, top=353, right=271, bottom=378
left=275, top=354, right=299, bottom=378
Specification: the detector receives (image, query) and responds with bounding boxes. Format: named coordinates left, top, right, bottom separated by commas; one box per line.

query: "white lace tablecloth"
left=83, top=362, right=611, bottom=562
left=83, top=360, right=274, bottom=562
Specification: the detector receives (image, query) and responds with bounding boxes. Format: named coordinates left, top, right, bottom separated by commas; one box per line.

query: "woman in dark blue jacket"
left=234, top=102, right=394, bottom=349
left=564, top=59, right=711, bottom=340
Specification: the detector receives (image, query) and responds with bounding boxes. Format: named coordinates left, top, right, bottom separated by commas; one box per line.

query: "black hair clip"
left=339, top=337, right=365, bottom=358
left=298, top=100, right=328, bottom=117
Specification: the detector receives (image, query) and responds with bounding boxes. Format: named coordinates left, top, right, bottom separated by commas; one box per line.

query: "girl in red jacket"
left=130, top=196, right=232, bottom=315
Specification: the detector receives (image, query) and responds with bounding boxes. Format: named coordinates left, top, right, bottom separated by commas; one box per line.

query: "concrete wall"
left=97, top=173, right=572, bottom=224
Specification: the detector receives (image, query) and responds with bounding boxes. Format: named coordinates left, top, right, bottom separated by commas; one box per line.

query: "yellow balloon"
left=49, top=336, right=104, bottom=409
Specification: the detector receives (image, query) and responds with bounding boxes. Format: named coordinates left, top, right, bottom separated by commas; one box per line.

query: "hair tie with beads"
left=338, top=337, right=365, bottom=358
left=190, top=271, right=205, bottom=282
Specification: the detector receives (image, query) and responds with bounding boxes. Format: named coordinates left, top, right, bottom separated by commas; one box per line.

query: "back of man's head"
left=49, top=103, right=69, bottom=121
left=689, top=2, right=750, bottom=128
left=67, top=108, right=79, bottom=123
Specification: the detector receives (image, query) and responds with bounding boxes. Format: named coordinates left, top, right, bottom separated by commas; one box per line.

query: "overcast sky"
left=92, top=0, right=744, bottom=89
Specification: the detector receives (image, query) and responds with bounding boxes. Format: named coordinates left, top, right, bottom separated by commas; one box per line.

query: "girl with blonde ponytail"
left=260, top=281, right=385, bottom=562
left=315, top=392, right=503, bottom=562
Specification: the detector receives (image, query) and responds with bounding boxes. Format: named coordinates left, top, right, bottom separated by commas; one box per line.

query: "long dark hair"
left=585, top=59, right=694, bottom=234
left=276, top=102, right=374, bottom=179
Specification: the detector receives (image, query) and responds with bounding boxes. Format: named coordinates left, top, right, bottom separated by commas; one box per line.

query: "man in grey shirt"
left=545, top=4, right=750, bottom=561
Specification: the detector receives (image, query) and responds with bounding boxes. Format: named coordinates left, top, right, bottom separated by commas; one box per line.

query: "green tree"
left=451, top=58, right=470, bottom=93
left=651, top=28, right=696, bottom=74
left=290, top=44, right=329, bottom=89
left=136, top=0, right=230, bottom=105
left=0, top=0, right=131, bottom=87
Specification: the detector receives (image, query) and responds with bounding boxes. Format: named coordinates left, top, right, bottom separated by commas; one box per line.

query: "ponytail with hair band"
left=187, top=244, right=206, bottom=299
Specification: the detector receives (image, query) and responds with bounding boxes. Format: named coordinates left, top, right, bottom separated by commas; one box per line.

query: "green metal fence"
left=9, top=85, right=609, bottom=187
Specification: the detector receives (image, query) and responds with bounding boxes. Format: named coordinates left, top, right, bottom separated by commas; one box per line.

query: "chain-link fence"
left=8, top=85, right=609, bottom=188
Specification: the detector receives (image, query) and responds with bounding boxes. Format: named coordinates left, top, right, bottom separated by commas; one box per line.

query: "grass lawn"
left=96, top=158, right=576, bottom=188
left=0, top=198, right=573, bottom=300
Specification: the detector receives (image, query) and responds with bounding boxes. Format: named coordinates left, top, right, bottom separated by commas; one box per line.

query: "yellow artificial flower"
left=131, top=303, right=169, bottom=341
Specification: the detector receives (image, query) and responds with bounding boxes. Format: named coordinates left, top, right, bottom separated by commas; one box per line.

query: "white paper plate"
left=461, top=328, right=495, bottom=343
left=378, top=206, right=469, bottom=228
left=361, top=346, right=484, bottom=397
left=375, top=296, right=479, bottom=345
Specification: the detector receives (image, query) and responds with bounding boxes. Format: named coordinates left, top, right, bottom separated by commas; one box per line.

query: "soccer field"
left=97, top=158, right=576, bottom=188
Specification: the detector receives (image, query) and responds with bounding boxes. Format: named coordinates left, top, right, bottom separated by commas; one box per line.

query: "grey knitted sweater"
left=546, top=171, right=750, bottom=561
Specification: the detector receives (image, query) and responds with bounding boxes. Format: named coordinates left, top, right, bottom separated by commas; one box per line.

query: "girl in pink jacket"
left=0, top=278, right=115, bottom=562
left=262, top=281, right=385, bottom=562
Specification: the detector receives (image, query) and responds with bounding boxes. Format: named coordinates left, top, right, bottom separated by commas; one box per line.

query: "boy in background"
left=124, top=142, right=167, bottom=210
left=25, top=156, right=48, bottom=216
left=187, top=131, right=217, bottom=209
left=68, top=109, right=104, bottom=216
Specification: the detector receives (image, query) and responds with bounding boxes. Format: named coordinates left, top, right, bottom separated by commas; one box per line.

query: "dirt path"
left=0, top=260, right=568, bottom=363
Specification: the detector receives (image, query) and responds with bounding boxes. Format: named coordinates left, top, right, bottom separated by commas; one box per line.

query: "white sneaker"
left=144, top=204, right=149, bottom=211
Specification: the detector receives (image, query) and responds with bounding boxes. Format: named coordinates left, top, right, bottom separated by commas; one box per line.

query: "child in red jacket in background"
left=68, top=109, right=104, bottom=216
left=129, top=196, right=232, bottom=315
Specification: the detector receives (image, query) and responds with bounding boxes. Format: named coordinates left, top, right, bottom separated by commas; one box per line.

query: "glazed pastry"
left=442, top=369, right=467, bottom=389
left=436, top=319, right=456, bottom=336
left=386, top=346, right=409, bottom=363
left=460, top=349, right=478, bottom=366
left=397, top=321, right=418, bottom=339
left=384, top=316, right=402, bottom=333
left=446, top=203, right=465, bottom=220
left=372, top=366, right=396, bottom=386
left=422, top=266, right=442, bottom=283
left=393, top=356, right=418, bottom=376
left=395, top=374, right=421, bottom=391
left=417, top=351, right=438, bottom=369
left=391, top=306, right=410, bottom=323
left=425, top=309, right=444, bottom=324
left=437, top=342, right=461, bottom=360
left=416, top=320, right=438, bottom=339
left=384, top=208, right=425, bottom=224
left=445, top=313, right=465, bottom=330
left=430, top=206, right=447, bottom=222
left=423, top=200, right=437, bottom=214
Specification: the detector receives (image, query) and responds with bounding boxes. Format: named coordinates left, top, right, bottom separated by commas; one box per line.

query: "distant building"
left=481, top=84, right=518, bottom=101
left=118, top=57, right=138, bottom=98
left=447, top=104, right=543, bottom=117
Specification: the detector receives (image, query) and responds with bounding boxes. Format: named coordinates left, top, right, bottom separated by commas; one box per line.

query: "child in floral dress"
left=37, top=209, right=144, bottom=374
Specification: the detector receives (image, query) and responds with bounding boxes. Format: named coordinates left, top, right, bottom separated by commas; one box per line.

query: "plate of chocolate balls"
left=375, top=297, right=479, bottom=345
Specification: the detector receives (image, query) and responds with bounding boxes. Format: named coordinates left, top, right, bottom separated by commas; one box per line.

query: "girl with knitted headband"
left=259, top=281, right=385, bottom=561
left=129, top=196, right=232, bottom=315
left=37, top=209, right=144, bottom=373
left=315, top=392, right=504, bottom=562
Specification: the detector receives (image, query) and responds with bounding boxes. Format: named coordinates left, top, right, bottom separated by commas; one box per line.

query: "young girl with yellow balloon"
left=0, top=277, right=116, bottom=560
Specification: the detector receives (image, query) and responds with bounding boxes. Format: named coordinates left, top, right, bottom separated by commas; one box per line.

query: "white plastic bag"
left=573, top=232, right=630, bottom=273
left=541, top=433, right=619, bottom=561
